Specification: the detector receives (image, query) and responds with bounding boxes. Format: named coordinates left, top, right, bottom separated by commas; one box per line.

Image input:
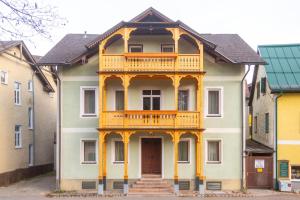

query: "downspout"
left=274, top=93, right=282, bottom=190
left=31, top=70, right=36, bottom=166
left=241, top=65, right=251, bottom=190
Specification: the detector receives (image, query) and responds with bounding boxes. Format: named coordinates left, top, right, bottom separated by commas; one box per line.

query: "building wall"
left=0, top=46, right=56, bottom=176
left=251, top=66, right=275, bottom=148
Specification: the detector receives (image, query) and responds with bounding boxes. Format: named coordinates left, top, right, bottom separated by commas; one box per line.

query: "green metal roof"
left=258, top=44, right=300, bottom=92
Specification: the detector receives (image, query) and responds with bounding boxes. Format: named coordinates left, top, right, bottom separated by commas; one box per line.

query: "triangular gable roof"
left=129, top=7, right=174, bottom=23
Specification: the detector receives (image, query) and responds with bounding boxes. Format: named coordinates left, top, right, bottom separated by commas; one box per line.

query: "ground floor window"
left=114, top=140, right=124, bottom=163
left=291, top=166, right=300, bottom=180
left=178, top=140, right=189, bottom=162
left=81, top=140, right=96, bottom=164
left=207, top=140, right=221, bottom=163
left=29, top=144, right=33, bottom=166
left=15, top=125, right=21, bottom=148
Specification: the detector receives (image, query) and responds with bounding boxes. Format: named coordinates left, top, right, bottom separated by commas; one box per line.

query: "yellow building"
left=250, top=44, right=300, bottom=191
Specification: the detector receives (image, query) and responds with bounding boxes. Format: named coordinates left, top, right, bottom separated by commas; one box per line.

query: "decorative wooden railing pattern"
left=100, top=53, right=201, bottom=72
left=101, top=111, right=200, bottom=129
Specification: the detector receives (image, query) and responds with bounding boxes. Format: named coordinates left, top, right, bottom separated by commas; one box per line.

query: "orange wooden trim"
left=124, top=110, right=177, bottom=114
left=124, top=53, right=178, bottom=58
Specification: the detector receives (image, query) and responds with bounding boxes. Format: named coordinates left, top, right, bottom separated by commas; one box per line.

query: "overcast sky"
left=25, top=0, right=300, bottom=81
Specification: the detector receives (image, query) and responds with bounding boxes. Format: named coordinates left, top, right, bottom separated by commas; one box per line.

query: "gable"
left=129, top=7, right=174, bottom=23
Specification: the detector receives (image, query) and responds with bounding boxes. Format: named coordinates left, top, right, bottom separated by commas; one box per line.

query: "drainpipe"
left=31, top=71, right=36, bottom=166
left=274, top=93, right=282, bottom=190
left=241, top=65, right=251, bottom=190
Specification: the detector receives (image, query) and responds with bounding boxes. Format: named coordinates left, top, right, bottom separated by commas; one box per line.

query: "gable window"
left=14, top=82, right=21, bottom=105
left=128, top=44, right=143, bottom=53
left=291, top=166, right=300, bottom=180
left=254, top=116, right=258, bottom=134
left=28, top=107, right=33, bottom=129
left=80, top=87, right=98, bottom=117
left=28, top=80, right=33, bottom=92
left=113, top=140, right=124, bottom=163
left=115, top=90, right=124, bottom=111
left=81, top=140, right=96, bottom=164
left=206, top=88, right=222, bottom=117
left=256, top=81, right=260, bottom=99
left=178, top=139, right=190, bottom=162
left=265, top=113, right=269, bottom=133
left=261, top=77, right=266, bottom=94
left=161, top=44, right=175, bottom=52
left=1, top=70, right=8, bottom=84
left=178, top=90, right=189, bottom=111
left=15, top=125, right=22, bottom=148
left=143, top=90, right=161, bottom=110
left=207, top=140, right=221, bottom=163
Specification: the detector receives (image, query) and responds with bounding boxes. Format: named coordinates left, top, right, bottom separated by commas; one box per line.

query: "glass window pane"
left=208, top=90, right=220, bottom=115
left=115, top=91, right=124, bottom=110
left=115, top=141, right=124, bottom=162
left=84, top=89, right=96, bottom=114
left=178, top=90, right=189, bottom=111
left=152, top=97, right=160, bottom=110
left=84, top=141, right=96, bottom=162
left=208, top=141, right=220, bottom=162
left=129, top=45, right=143, bottom=52
left=291, top=166, right=300, bottom=179
left=142, top=90, right=151, bottom=95
left=152, top=90, right=161, bottom=95
left=143, top=97, right=151, bottom=110
left=178, top=141, right=189, bottom=162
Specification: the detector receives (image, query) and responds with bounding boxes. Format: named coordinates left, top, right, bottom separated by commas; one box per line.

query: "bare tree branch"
left=0, top=0, right=67, bottom=42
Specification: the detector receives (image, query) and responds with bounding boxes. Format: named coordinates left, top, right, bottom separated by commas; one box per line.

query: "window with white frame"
left=28, top=80, right=33, bottom=92
left=178, top=90, right=189, bottom=111
left=142, top=90, right=161, bottom=110
left=207, top=140, right=221, bottom=163
left=29, top=144, right=33, bottom=166
left=0, top=70, right=8, bottom=84
left=80, top=87, right=98, bottom=117
left=115, top=90, right=124, bottom=111
left=81, top=140, right=96, bottom=163
left=14, top=82, right=21, bottom=105
left=113, top=140, right=124, bottom=163
left=178, top=139, right=190, bottom=162
left=28, top=107, right=33, bottom=129
left=206, top=88, right=222, bottom=117
left=291, top=166, right=300, bottom=180
left=15, top=125, right=22, bottom=148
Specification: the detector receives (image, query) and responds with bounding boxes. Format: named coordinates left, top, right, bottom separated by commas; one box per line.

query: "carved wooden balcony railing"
left=100, top=53, right=201, bottom=72
left=101, top=110, right=200, bottom=129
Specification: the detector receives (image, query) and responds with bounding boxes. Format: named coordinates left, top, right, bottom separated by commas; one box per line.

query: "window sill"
left=178, top=161, right=190, bottom=164
left=15, top=146, right=22, bottom=149
left=81, top=114, right=98, bottom=118
left=1, top=82, right=8, bottom=85
left=81, top=161, right=97, bottom=164
left=113, top=161, right=124, bottom=164
left=206, top=115, right=222, bottom=118
left=291, top=179, right=300, bottom=182
left=14, top=104, right=22, bottom=106
left=206, top=161, right=221, bottom=164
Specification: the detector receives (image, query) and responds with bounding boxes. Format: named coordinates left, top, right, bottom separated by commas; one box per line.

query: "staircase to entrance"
left=128, top=174, right=174, bottom=196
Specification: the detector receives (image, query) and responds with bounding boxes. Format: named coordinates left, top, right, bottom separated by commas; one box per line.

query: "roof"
left=246, top=139, right=274, bottom=154
left=258, top=44, right=300, bottom=92
left=38, top=7, right=264, bottom=66
left=0, top=40, right=54, bottom=92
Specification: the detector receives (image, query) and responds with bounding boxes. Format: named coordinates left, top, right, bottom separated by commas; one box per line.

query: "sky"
left=17, top=0, right=300, bottom=81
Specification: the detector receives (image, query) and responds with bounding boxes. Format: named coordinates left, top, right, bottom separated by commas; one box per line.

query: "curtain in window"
left=208, top=141, right=220, bottom=161
left=115, top=91, right=124, bottom=110
left=84, top=141, right=96, bottom=162
left=208, top=91, right=219, bottom=114
left=178, top=90, right=188, bottom=111
left=84, top=90, right=95, bottom=114
left=115, top=141, right=124, bottom=161
left=178, top=141, right=189, bottom=161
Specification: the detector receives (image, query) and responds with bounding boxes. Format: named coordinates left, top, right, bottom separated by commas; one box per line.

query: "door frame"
left=139, top=136, right=164, bottom=178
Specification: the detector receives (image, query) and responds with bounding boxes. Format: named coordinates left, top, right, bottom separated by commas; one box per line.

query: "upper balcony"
left=99, top=27, right=203, bottom=73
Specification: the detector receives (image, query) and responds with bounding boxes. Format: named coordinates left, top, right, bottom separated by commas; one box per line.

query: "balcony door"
left=142, top=90, right=161, bottom=110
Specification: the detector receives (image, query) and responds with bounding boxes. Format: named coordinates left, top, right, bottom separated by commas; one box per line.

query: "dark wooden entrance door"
left=246, top=155, right=273, bottom=188
left=142, top=138, right=162, bottom=174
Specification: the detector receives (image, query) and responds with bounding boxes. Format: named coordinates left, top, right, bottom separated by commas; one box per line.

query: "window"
left=82, top=140, right=96, bottom=163
left=206, top=88, right=222, bottom=117
left=279, top=160, right=289, bottom=178
left=14, top=82, right=21, bottom=105
left=207, top=140, right=221, bottom=163
left=28, top=80, right=33, bottom=92
left=178, top=90, right=189, bottom=111
left=28, top=107, right=33, bottom=129
left=128, top=44, right=143, bottom=53
left=256, top=81, right=260, bottom=99
left=291, top=166, right=300, bottom=180
left=161, top=44, right=175, bottom=52
left=178, top=140, right=189, bottom=162
left=254, top=116, right=258, bottom=134
left=15, top=125, right=22, bottom=148
left=80, top=87, right=98, bottom=117
left=0, top=70, right=8, bottom=84
left=265, top=113, right=269, bottom=133
left=142, top=90, right=161, bottom=110
left=261, top=77, right=266, bottom=94
left=29, top=144, right=33, bottom=166
left=115, top=90, right=124, bottom=111
left=114, top=140, right=124, bottom=162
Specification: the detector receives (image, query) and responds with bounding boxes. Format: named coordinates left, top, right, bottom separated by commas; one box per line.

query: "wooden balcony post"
left=173, top=131, right=180, bottom=194
left=103, top=140, right=107, bottom=190
left=199, top=43, right=204, bottom=71
left=196, top=76, right=204, bottom=128
left=123, top=131, right=130, bottom=194
left=98, top=132, right=105, bottom=194
left=122, top=75, right=130, bottom=127
left=196, top=131, right=205, bottom=194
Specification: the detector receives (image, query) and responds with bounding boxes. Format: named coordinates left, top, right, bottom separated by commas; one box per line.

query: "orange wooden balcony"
left=100, top=53, right=202, bottom=72
left=101, top=110, right=200, bottom=129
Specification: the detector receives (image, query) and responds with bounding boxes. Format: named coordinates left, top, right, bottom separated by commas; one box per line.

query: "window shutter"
left=261, top=77, right=266, bottom=93
left=256, top=82, right=260, bottom=99
left=279, top=161, right=289, bottom=177
left=265, top=113, right=269, bottom=133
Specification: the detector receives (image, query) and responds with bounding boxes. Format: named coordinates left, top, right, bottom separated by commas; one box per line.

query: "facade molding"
left=278, top=140, right=300, bottom=145
left=61, top=76, right=98, bottom=82
left=62, top=128, right=98, bottom=133
left=204, top=76, right=242, bottom=82
left=204, top=128, right=241, bottom=134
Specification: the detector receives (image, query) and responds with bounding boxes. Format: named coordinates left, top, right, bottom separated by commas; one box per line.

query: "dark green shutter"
left=279, top=161, right=289, bottom=177
left=256, top=82, right=260, bottom=99
left=261, top=77, right=266, bottom=93
left=265, top=113, right=269, bottom=133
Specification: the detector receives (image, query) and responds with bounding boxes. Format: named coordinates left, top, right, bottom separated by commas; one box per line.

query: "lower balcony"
left=101, top=110, right=200, bottom=129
